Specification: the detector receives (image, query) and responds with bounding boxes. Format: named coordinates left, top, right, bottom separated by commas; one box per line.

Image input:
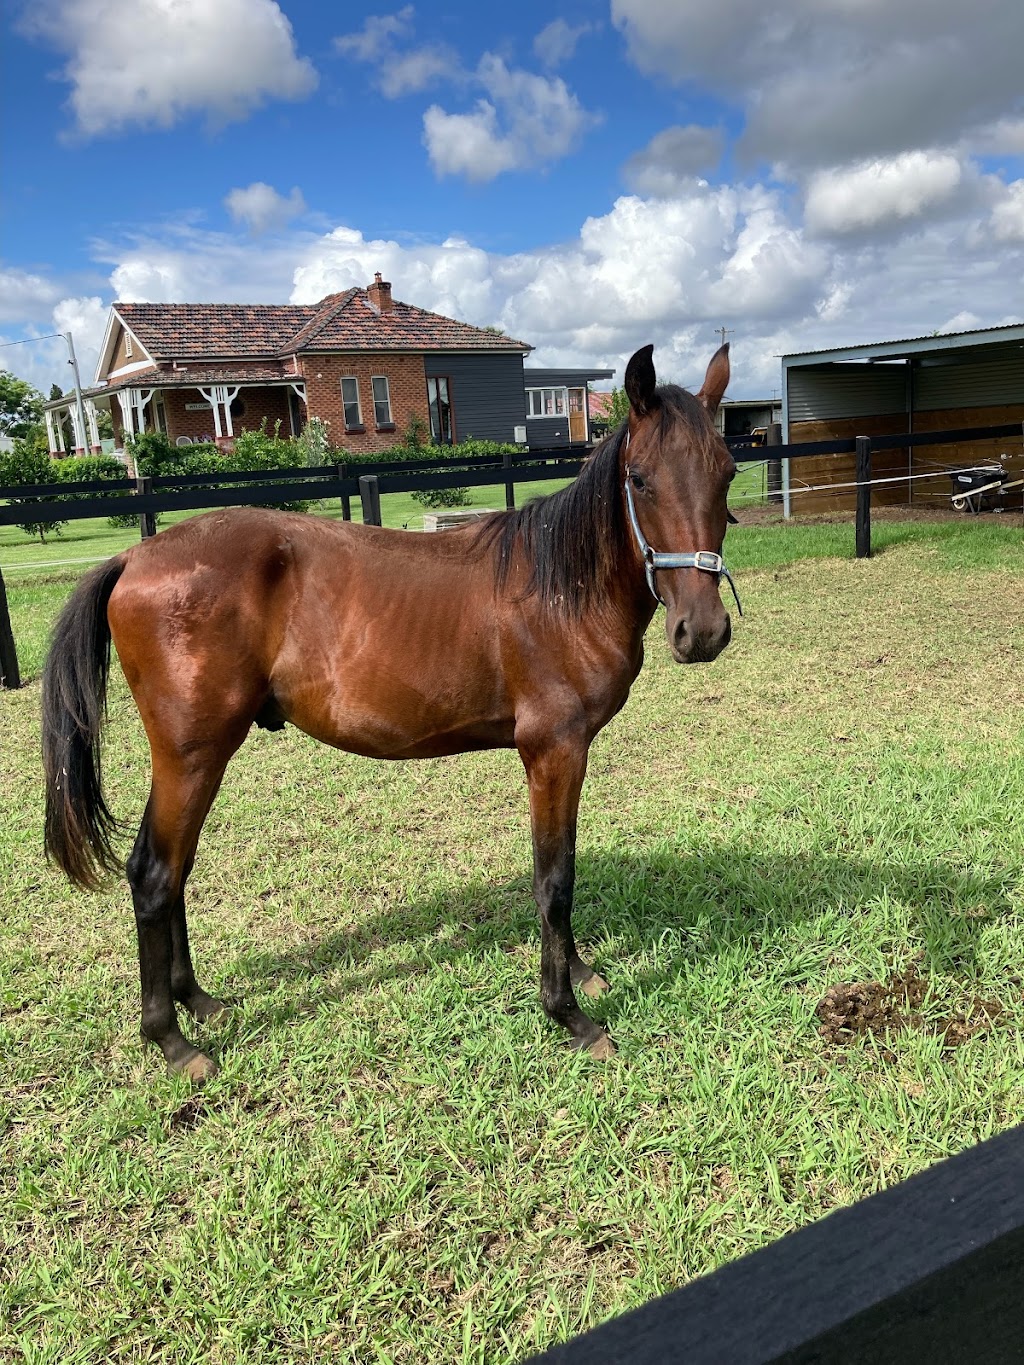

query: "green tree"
left=0, top=372, right=44, bottom=439
left=606, top=387, right=631, bottom=428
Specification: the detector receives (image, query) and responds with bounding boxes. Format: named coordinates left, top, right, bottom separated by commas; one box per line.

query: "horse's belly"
left=273, top=609, right=514, bottom=758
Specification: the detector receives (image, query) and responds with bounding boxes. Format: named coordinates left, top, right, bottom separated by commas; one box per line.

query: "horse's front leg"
left=519, top=733, right=616, bottom=1059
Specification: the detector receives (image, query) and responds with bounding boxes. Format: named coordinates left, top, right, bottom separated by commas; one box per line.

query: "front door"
left=568, top=388, right=587, bottom=443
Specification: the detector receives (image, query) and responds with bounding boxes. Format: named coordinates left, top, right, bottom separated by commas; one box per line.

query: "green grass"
left=2, top=518, right=1024, bottom=1363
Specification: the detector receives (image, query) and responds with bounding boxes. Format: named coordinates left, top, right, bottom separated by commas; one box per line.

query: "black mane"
left=475, top=425, right=629, bottom=618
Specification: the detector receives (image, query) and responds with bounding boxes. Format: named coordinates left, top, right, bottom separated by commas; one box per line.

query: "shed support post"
left=856, top=436, right=872, bottom=559
left=766, top=423, right=782, bottom=505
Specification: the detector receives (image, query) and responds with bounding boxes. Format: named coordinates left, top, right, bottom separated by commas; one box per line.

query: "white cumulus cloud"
left=424, top=55, right=599, bottom=181
left=991, top=180, right=1024, bottom=242
left=0, top=268, right=62, bottom=324
left=225, top=183, right=307, bottom=234
left=805, top=153, right=964, bottom=235
left=533, top=19, right=594, bottom=68
left=25, top=0, right=317, bottom=137
left=334, top=7, right=455, bottom=97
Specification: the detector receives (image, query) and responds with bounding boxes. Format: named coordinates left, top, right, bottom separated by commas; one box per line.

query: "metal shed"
left=780, top=325, right=1024, bottom=512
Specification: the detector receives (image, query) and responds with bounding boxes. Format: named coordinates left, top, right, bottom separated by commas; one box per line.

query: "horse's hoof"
left=175, top=1052, right=219, bottom=1085
left=587, top=1033, right=617, bottom=1061
left=579, top=971, right=610, bottom=1000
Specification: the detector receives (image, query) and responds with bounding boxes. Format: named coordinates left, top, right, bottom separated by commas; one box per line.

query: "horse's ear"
left=696, top=343, right=730, bottom=418
left=625, top=344, right=657, bottom=416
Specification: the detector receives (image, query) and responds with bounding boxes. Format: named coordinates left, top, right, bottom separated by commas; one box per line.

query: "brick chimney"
left=367, top=271, right=393, bottom=313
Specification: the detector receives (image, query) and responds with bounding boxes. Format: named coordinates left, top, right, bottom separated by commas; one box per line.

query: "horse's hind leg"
left=128, top=746, right=233, bottom=1081
left=171, top=864, right=228, bottom=1023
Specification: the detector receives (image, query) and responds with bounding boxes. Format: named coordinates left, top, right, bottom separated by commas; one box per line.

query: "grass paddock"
left=1, top=510, right=1023, bottom=1363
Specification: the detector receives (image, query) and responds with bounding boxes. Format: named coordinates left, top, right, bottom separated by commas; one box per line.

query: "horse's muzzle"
left=670, top=612, right=732, bottom=665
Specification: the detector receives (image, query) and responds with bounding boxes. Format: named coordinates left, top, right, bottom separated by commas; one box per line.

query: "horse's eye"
left=630, top=472, right=646, bottom=491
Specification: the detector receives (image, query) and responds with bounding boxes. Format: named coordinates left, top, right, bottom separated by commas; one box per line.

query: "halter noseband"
left=623, top=430, right=742, bottom=615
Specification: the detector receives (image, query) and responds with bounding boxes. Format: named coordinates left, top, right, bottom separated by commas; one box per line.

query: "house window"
left=371, top=376, right=393, bottom=428
left=427, top=376, right=454, bottom=444
left=527, top=387, right=567, bottom=418
left=341, top=376, right=362, bottom=430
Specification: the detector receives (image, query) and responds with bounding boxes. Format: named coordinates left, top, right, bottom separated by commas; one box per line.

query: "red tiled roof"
left=588, top=390, right=616, bottom=419
left=113, top=289, right=531, bottom=361
left=297, top=291, right=531, bottom=353
left=116, top=303, right=317, bottom=359
left=49, top=363, right=300, bottom=408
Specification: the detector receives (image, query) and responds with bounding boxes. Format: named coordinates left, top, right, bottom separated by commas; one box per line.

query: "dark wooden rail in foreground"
left=526, top=1123, right=1024, bottom=1365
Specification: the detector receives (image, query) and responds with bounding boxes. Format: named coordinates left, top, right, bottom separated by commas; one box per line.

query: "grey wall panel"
left=787, top=366, right=906, bottom=422
left=424, top=352, right=526, bottom=443
left=914, top=348, right=1024, bottom=410
left=525, top=416, right=571, bottom=447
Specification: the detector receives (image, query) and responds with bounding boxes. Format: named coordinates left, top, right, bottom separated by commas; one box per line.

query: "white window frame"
left=371, top=375, right=392, bottom=427
left=341, top=375, right=362, bottom=428
left=526, top=386, right=568, bottom=418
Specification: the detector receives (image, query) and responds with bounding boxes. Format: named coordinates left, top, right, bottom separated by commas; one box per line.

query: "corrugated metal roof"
left=782, top=323, right=1024, bottom=364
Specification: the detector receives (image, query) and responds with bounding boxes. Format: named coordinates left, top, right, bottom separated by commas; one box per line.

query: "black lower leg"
left=538, top=868, right=606, bottom=1049
left=170, top=886, right=227, bottom=1021
left=128, top=824, right=210, bottom=1075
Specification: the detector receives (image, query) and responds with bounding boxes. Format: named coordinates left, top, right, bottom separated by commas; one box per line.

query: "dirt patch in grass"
left=816, top=963, right=1007, bottom=1060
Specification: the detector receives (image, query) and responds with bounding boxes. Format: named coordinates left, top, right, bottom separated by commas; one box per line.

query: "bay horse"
left=41, top=343, right=737, bottom=1081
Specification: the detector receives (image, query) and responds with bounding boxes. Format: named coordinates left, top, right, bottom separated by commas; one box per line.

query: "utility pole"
left=715, top=326, right=734, bottom=349
left=65, top=331, right=89, bottom=454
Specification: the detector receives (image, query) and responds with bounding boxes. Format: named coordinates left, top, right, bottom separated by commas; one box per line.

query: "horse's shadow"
left=223, top=844, right=1019, bottom=1038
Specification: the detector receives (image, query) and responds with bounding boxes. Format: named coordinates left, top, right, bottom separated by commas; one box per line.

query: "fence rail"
left=526, top=1122, right=1024, bottom=1364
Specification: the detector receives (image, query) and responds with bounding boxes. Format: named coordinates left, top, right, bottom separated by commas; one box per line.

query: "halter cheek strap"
left=624, top=466, right=743, bottom=616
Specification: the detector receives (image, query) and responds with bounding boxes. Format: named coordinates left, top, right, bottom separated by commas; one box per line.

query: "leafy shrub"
left=0, top=438, right=67, bottom=542
left=410, top=484, right=472, bottom=510
left=296, top=415, right=332, bottom=466
left=128, top=423, right=323, bottom=514
left=53, top=454, right=136, bottom=528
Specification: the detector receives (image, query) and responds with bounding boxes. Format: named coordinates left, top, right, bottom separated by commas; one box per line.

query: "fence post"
left=137, top=475, right=156, bottom=540
left=503, top=449, right=515, bottom=510
left=358, top=474, right=382, bottom=527
left=337, top=462, right=351, bottom=521
left=766, top=423, right=783, bottom=504
left=0, top=566, right=21, bottom=690
left=856, top=436, right=872, bottom=559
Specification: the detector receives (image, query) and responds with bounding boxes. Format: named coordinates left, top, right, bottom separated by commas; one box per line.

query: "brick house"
left=43, top=275, right=533, bottom=458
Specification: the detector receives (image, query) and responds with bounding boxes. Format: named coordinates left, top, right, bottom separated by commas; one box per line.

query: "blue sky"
left=2, top=0, right=1022, bottom=399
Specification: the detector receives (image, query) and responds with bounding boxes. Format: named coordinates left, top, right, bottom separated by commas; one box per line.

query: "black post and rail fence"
left=1, top=421, right=1020, bottom=688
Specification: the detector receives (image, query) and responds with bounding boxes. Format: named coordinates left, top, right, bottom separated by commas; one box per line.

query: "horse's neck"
left=584, top=523, right=658, bottom=664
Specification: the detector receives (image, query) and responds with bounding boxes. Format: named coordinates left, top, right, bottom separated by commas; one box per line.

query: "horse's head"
left=622, top=342, right=736, bottom=665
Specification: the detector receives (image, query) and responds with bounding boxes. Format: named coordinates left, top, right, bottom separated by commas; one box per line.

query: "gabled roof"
left=109, top=288, right=531, bottom=362
left=115, top=302, right=318, bottom=360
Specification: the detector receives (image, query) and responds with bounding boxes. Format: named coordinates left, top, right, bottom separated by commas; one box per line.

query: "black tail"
left=42, top=556, right=126, bottom=890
